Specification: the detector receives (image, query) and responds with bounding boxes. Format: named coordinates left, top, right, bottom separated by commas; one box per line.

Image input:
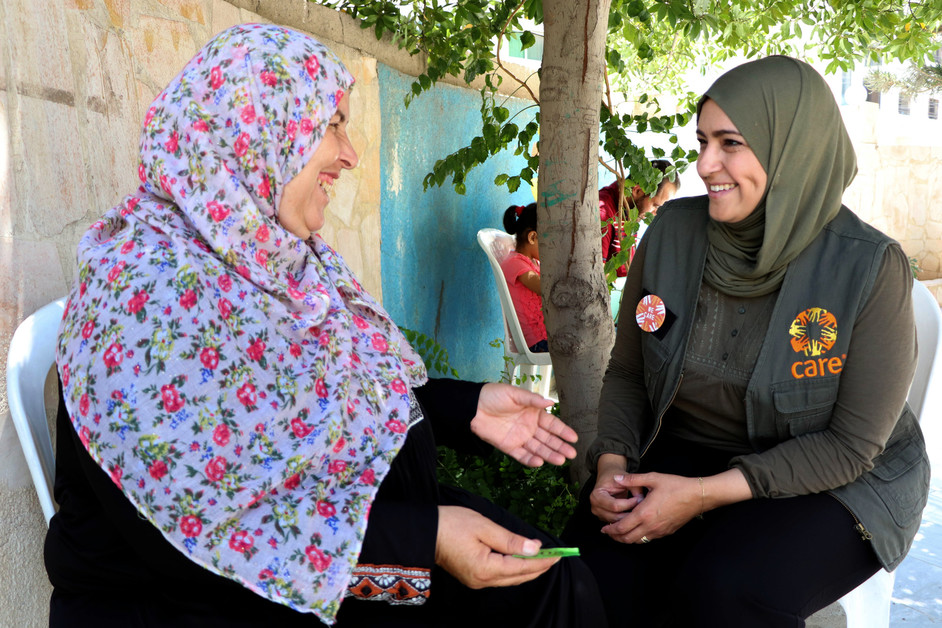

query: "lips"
left=709, top=183, right=737, bottom=192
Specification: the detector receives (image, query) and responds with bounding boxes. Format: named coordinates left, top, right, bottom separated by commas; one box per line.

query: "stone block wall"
left=0, top=1, right=388, bottom=624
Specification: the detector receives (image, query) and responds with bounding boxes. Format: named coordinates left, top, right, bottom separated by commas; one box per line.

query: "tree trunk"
left=539, top=0, right=614, bottom=483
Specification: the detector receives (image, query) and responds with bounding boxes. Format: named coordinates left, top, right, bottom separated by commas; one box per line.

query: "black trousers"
left=47, top=383, right=607, bottom=628
left=564, top=435, right=882, bottom=628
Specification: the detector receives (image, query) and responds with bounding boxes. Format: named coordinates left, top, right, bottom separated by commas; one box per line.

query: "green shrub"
left=437, top=447, right=579, bottom=537
left=401, top=326, right=580, bottom=536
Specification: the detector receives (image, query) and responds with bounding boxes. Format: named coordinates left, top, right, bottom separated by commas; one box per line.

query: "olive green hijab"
left=699, top=56, right=858, bottom=297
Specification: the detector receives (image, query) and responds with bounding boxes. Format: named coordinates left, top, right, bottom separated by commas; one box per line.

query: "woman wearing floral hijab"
left=47, top=24, right=604, bottom=627
left=566, top=56, right=929, bottom=626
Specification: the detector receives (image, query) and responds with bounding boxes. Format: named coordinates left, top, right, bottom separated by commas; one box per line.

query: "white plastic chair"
left=477, top=228, right=554, bottom=399
left=6, top=297, right=66, bottom=525
left=837, top=280, right=942, bottom=628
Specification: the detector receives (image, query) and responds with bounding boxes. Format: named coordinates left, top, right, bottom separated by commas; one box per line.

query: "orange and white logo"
left=636, top=294, right=666, bottom=332
left=788, top=307, right=843, bottom=379
left=789, top=308, right=837, bottom=356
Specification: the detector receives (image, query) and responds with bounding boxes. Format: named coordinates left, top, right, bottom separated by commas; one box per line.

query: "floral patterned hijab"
left=56, top=24, right=426, bottom=624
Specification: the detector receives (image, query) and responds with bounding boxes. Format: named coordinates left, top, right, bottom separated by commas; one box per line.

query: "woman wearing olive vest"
left=565, top=56, right=930, bottom=627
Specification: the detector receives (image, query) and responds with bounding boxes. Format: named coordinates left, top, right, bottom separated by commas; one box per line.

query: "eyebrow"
left=696, top=128, right=743, bottom=138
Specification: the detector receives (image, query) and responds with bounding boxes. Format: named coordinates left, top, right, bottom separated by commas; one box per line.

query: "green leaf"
left=520, top=30, right=536, bottom=51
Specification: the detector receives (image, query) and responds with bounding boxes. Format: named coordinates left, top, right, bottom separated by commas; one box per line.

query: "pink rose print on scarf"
left=260, top=70, right=278, bottom=87
left=108, top=260, right=126, bottom=282
left=359, top=468, right=376, bottom=485
left=103, top=343, right=124, bottom=370
left=213, top=424, right=231, bottom=446
left=218, top=298, right=232, bottom=319
left=229, top=529, right=254, bottom=553
left=255, top=224, right=270, bottom=242
left=165, top=131, right=179, bottom=154
left=385, top=419, right=407, bottom=434
left=207, top=201, right=229, bottom=222
left=110, top=465, right=123, bottom=488
left=291, top=417, right=314, bottom=438
left=305, top=55, right=320, bottom=79
left=316, top=501, right=336, bottom=518
left=127, top=291, right=149, bottom=314
left=371, top=333, right=388, bottom=353
left=205, top=456, right=227, bottom=482
left=161, top=384, right=185, bottom=413
left=149, top=460, right=169, bottom=480
left=247, top=338, right=266, bottom=362
left=180, top=515, right=203, bottom=538
left=200, top=347, right=219, bottom=369
left=234, top=133, right=250, bottom=157
left=236, top=382, right=257, bottom=408
left=305, top=545, right=331, bottom=572
left=210, top=66, right=224, bottom=90
left=180, top=289, right=197, bottom=309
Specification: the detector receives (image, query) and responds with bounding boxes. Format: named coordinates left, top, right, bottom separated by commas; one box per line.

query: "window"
left=866, top=87, right=881, bottom=105
left=930, top=98, right=939, bottom=121
left=898, top=93, right=911, bottom=115
left=506, top=32, right=544, bottom=63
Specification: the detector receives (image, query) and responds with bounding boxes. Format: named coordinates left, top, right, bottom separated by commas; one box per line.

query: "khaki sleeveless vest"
left=639, top=196, right=929, bottom=570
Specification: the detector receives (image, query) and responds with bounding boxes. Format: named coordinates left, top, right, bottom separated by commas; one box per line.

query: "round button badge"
left=635, top=294, right=666, bottom=332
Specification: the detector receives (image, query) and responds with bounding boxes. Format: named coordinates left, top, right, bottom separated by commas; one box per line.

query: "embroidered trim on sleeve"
left=346, top=564, right=431, bottom=605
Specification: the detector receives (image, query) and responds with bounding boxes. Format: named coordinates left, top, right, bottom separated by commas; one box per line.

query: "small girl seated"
left=500, top=203, right=548, bottom=353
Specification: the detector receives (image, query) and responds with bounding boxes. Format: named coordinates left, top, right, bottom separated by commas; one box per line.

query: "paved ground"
left=809, top=475, right=942, bottom=627
left=889, top=475, right=942, bottom=625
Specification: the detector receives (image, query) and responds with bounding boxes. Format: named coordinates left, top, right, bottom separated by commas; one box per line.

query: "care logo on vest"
left=788, top=307, right=845, bottom=379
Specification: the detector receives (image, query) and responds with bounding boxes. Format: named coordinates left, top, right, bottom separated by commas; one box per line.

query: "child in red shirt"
left=500, top=203, right=547, bottom=353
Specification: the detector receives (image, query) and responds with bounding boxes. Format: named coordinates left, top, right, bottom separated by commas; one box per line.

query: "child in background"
left=500, top=203, right=548, bottom=353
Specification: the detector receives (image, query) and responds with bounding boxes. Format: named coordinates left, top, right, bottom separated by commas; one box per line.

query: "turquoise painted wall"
left=379, top=64, right=536, bottom=382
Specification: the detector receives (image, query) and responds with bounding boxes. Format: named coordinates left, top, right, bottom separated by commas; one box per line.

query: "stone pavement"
left=809, top=476, right=942, bottom=627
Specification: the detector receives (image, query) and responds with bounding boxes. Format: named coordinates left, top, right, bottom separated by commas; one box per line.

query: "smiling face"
left=278, top=93, right=359, bottom=239
left=696, top=99, right=768, bottom=224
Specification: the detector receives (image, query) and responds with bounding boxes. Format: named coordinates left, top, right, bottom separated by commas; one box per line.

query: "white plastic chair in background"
left=837, top=279, right=942, bottom=628
left=6, top=297, right=66, bottom=525
left=477, top=228, right=554, bottom=399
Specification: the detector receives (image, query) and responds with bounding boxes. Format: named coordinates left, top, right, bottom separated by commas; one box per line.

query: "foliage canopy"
left=316, top=0, right=940, bottom=276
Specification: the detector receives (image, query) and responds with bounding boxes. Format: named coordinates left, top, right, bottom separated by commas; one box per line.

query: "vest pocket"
left=863, top=434, right=929, bottom=529
left=770, top=377, right=840, bottom=438
left=640, top=335, right=671, bottom=392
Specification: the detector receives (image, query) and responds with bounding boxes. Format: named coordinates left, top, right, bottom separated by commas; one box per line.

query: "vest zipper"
left=827, top=492, right=873, bottom=541
left=640, top=370, right=684, bottom=459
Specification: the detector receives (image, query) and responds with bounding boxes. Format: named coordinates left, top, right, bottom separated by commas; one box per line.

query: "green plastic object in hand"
left=513, top=547, right=580, bottom=559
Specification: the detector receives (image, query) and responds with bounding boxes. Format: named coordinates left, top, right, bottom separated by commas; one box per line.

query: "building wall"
left=378, top=64, right=536, bottom=381
left=1, top=1, right=398, bottom=624
left=1, top=0, right=940, bottom=624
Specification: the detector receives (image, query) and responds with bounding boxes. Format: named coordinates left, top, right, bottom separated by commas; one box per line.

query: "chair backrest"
left=6, top=297, right=66, bottom=525
left=910, top=280, right=942, bottom=420
left=476, top=228, right=551, bottom=366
